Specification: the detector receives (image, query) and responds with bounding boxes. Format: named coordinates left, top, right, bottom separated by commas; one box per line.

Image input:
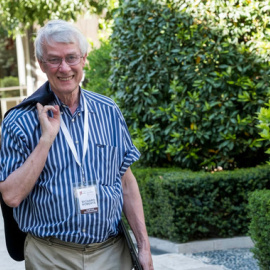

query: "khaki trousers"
left=24, top=234, right=133, bottom=270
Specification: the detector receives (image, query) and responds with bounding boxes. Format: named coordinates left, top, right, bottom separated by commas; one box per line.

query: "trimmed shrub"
left=110, top=0, right=270, bottom=170
left=248, top=190, right=270, bottom=270
left=132, top=164, right=270, bottom=242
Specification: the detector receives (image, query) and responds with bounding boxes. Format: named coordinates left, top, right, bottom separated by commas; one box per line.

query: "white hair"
left=35, top=20, right=89, bottom=61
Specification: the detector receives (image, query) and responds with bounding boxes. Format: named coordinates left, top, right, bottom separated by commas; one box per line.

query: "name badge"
left=75, top=185, right=98, bottom=214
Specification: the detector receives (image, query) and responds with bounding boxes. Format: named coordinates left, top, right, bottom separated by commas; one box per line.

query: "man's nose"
left=58, top=59, right=71, bottom=71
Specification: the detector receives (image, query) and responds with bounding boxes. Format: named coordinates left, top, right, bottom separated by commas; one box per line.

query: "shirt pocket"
left=95, top=143, right=118, bottom=186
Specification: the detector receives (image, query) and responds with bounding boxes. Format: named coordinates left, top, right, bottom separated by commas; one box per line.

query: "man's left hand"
left=138, top=249, right=154, bottom=270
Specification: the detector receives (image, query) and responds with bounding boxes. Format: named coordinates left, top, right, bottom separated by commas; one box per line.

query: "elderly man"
left=0, top=20, right=153, bottom=270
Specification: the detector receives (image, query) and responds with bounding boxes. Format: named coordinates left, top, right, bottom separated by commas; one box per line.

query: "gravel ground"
left=190, top=248, right=259, bottom=270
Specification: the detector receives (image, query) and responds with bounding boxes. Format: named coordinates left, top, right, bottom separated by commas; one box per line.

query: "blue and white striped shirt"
left=0, top=85, right=140, bottom=244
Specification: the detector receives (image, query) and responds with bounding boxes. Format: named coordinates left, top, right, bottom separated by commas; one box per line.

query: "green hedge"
left=248, top=190, right=270, bottom=270
left=132, top=164, right=270, bottom=243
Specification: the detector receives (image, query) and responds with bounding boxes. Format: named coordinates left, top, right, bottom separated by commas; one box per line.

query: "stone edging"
left=148, top=235, right=254, bottom=254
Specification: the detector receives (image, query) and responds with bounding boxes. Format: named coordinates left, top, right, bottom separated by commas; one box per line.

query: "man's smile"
left=58, top=75, right=74, bottom=81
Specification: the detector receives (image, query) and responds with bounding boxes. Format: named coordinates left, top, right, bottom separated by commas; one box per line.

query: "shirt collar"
left=49, top=84, right=84, bottom=113
left=48, top=83, right=96, bottom=114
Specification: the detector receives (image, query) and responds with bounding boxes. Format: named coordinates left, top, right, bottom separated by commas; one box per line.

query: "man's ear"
left=81, top=53, right=87, bottom=67
left=38, top=60, right=46, bottom=73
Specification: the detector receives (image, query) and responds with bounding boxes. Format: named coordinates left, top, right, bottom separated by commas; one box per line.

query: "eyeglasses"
left=42, top=55, right=83, bottom=68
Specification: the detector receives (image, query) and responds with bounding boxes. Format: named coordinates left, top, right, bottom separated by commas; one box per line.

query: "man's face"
left=39, top=41, right=87, bottom=98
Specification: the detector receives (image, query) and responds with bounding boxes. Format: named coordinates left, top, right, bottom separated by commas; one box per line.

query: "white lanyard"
left=60, top=96, right=89, bottom=168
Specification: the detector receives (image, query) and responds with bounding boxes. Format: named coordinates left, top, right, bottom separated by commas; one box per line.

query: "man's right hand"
left=36, top=103, right=61, bottom=145
left=0, top=104, right=61, bottom=208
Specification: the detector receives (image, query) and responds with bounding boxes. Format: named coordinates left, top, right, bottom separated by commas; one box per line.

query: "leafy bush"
left=0, top=76, right=19, bottom=87
left=257, top=103, right=270, bottom=159
left=0, top=76, right=19, bottom=98
left=132, top=164, right=270, bottom=242
left=83, top=40, right=112, bottom=97
left=110, top=0, right=270, bottom=170
left=248, top=190, right=270, bottom=270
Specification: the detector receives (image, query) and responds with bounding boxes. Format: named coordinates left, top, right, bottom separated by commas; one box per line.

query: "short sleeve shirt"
left=0, top=88, right=140, bottom=244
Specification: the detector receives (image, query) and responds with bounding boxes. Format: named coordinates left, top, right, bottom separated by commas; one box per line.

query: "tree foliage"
left=0, top=0, right=111, bottom=35
left=0, top=27, right=17, bottom=78
left=110, top=0, right=270, bottom=170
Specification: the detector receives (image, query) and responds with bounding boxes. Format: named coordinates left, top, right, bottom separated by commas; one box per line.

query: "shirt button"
left=78, top=113, right=81, bottom=116
left=71, top=119, right=75, bottom=122
left=60, top=112, right=63, bottom=115
left=82, top=229, right=86, bottom=233
left=75, top=141, right=79, bottom=144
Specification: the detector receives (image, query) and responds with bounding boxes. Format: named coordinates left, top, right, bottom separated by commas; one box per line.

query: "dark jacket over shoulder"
left=0, top=81, right=55, bottom=261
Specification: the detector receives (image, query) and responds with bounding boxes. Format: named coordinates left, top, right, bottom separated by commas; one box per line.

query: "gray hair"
left=35, top=20, right=89, bottom=61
